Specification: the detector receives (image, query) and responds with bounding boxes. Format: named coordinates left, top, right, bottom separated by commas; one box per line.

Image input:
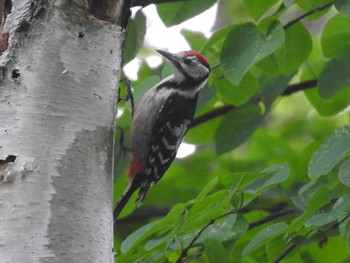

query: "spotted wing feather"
left=137, top=93, right=198, bottom=202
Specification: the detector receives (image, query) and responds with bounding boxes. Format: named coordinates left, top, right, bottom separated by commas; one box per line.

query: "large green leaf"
left=201, top=25, right=234, bottom=52
left=297, top=0, right=332, bottom=10
left=245, top=164, right=290, bottom=194
left=243, top=0, right=280, bottom=20
left=335, top=0, right=350, bottom=16
left=221, top=22, right=284, bottom=85
left=260, top=74, right=293, bottom=110
left=305, top=193, right=350, bottom=227
left=338, top=159, right=350, bottom=187
left=288, top=186, right=330, bottom=231
left=204, top=238, right=230, bottom=263
left=318, top=53, right=350, bottom=98
left=321, top=14, right=350, bottom=59
left=242, top=222, right=288, bottom=255
left=309, top=124, right=350, bottom=179
left=215, top=103, right=264, bottom=155
left=121, top=203, right=186, bottom=253
left=221, top=171, right=269, bottom=190
left=197, top=214, right=238, bottom=243
left=181, top=29, right=207, bottom=51
left=340, top=218, right=350, bottom=248
left=304, top=88, right=350, bottom=116
left=273, top=22, right=312, bottom=75
left=213, top=72, right=259, bottom=106
left=195, top=176, right=218, bottom=201
left=284, top=0, right=296, bottom=8
left=184, top=190, right=232, bottom=231
left=123, top=10, right=146, bottom=63
left=121, top=221, right=158, bottom=253
left=156, top=0, right=216, bottom=27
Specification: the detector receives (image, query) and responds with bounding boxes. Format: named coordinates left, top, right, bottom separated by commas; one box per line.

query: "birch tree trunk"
left=0, top=0, right=129, bottom=262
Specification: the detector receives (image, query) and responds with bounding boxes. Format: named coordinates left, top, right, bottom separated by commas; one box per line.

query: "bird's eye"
left=184, top=58, right=193, bottom=65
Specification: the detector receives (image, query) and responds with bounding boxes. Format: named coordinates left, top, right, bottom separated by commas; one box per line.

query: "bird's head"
left=156, top=49, right=210, bottom=85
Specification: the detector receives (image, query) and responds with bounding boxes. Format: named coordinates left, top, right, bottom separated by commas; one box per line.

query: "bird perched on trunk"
left=114, top=49, right=210, bottom=223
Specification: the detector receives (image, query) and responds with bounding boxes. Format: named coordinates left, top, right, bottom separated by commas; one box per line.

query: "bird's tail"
left=113, top=175, right=144, bottom=223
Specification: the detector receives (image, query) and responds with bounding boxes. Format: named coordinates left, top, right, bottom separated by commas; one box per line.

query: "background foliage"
left=115, top=0, right=350, bottom=262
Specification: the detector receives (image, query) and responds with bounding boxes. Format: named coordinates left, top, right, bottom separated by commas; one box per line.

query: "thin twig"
left=273, top=244, right=297, bottom=263
left=249, top=208, right=295, bottom=230
left=181, top=247, right=204, bottom=263
left=284, top=2, right=334, bottom=30
left=176, top=211, right=235, bottom=263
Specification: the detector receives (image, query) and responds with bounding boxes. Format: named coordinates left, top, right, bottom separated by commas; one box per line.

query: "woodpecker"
left=114, top=50, right=210, bottom=222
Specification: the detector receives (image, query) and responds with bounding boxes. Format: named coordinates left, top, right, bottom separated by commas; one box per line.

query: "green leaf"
left=195, top=176, right=218, bottom=200
left=288, top=186, right=330, bottom=231
left=260, top=74, right=293, bottom=110
left=221, top=22, right=284, bottom=85
left=304, top=88, right=350, bottom=116
left=297, top=0, right=332, bottom=10
left=273, top=22, right=312, bottom=75
left=185, top=190, right=232, bottom=231
left=201, top=25, right=234, bottom=52
left=121, top=221, right=158, bottom=253
left=221, top=171, right=269, bottom=190
left=121, top=203, right=186, bottom=253
left=214, top=72, right=259, bottom=106
left=321, top=14, right=350, bottom=59
left=305, top=193, right=350, bottom=227
left=123, top=10, right=146, bottom=63
left=309, top=124, right=350, bottom=179
left=197, top=214, right=238, bottom=243
left=339, top=159, right=350, bottom=187
left=340, top=218, right=350, bottom=247
left=156, top=0, right=216, bottom=27
left=245, top=164, right=290, bottom=194
left=335, top=0, right=350, bottom=16
left=318, top=53, right=350, bottom=98
left=255, top=56, right=281, bottom=78
left=284, top=0, right=296, bottom=8
left=215, top=103, right=264, bottom=155
left=181, top=29, right=207, bottom=51
left=243, top=0, right=280, bottom=20
left=242, top=222, right=288, bottom=256
left=204, top=238, right=230, bottom=263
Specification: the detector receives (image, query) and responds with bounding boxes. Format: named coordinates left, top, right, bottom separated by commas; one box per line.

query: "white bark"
left=0, top=1, right=123, bottom=262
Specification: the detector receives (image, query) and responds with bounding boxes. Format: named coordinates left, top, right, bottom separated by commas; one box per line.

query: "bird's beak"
left=156, top=49, right=179, bottom=66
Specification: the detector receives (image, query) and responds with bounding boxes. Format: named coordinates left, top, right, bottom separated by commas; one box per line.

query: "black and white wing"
left=137, top=93, right=198, bottom=202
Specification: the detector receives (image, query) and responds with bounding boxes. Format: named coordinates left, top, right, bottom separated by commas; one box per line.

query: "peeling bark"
left=0, top=0, right=125, bottom=262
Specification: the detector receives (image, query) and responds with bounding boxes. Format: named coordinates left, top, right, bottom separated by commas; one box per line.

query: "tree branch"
left=189, top=105, right=234, bottom=128
left=190, top=79, right=318, bottom=128
left=282, top=79, right=317, bottom=96
left=248, top=208, right=295, bottom=230
left=284, top=2, right=334, bottom=30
